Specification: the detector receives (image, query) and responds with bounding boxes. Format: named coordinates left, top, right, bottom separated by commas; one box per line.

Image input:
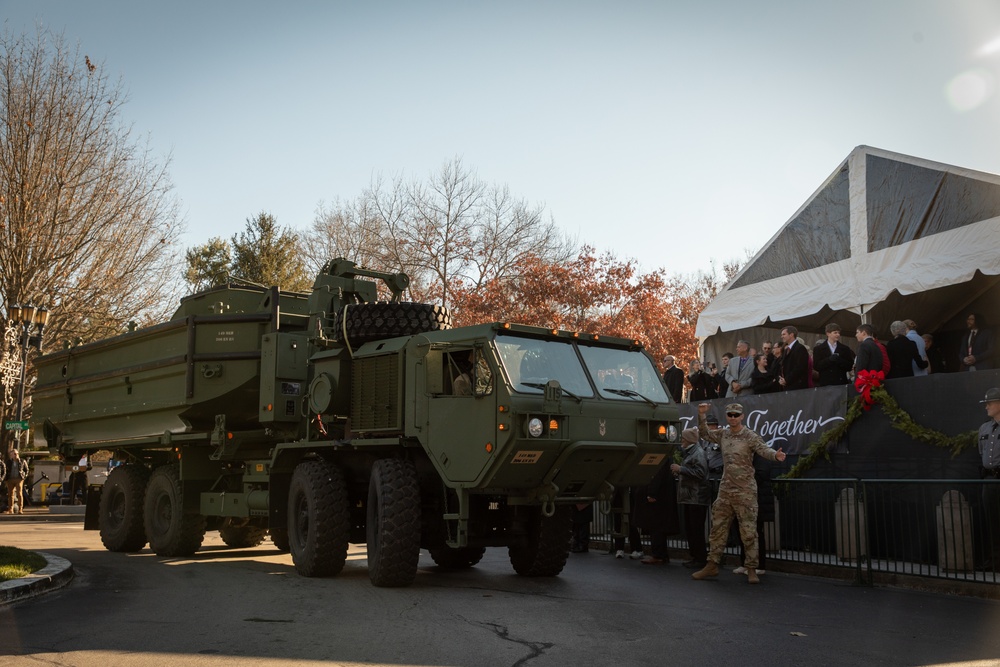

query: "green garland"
left=781, top=386, right=978, bottom=479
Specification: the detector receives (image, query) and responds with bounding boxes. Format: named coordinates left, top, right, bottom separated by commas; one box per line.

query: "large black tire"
left=219, top=518, right=267, bottom=548
left=99, top=465, right=149, bottom=553
left=269, top=527, right=290, bottom=553
left=366, top=458, right=422, bottom=587
left=287, top=460, right=350, bottom=577
left=143, top=464, right=207, bottom=557
left=508, top=506, right=572, bottom=577
left=336, top=302, right=451, bottom=345
left=428, top=546, right=486, bottom=570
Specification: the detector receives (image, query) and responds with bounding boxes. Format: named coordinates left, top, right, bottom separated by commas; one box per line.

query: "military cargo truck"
left=32, top=259, right=680, bottom=586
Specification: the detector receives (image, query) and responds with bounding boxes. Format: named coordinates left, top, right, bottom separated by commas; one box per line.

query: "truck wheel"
left=428, top=546, right=486, bottom=570
left=508, top=506, right=571, bottom=577
left=219, top=518, right=267, bottom=548
left=366, top=458, right=421, bottom=587
left=287, top=460, right=350, bottom=577
left=143, top=464, right=207, bottom=557
left=99, top=465, right=149, bottom=553
left=338, top=302, right=451, bottom=344
left=269, top=527, right=290, bottom=553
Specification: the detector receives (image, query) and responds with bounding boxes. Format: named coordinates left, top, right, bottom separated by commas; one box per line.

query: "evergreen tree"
left=230, top=212, right=311, bottom=291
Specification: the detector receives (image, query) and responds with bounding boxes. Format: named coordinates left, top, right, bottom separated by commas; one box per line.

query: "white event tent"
left=697, top=146, right=1000, bottom=363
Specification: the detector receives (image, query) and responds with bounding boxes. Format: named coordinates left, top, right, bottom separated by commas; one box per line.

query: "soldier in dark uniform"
left=978, top=387, right=1000, bottom=569
left=692, top=402, right=786, bottom=584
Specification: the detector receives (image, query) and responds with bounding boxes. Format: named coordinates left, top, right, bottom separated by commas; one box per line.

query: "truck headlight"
left=668, top=425, right=678, bottom=441
left=528, top=417, right=544, bottom=437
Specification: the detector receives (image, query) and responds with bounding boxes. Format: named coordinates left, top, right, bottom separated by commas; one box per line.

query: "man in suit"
left=662, top=355, right=685, bottom=403
left=778, top=326, right=810, bottom=390
left=724, top=340, right=754, bottom=397
left=854, top=323, right=884, bottom=373
left=960, top=312, right=995, bottom=371
left=813, top=323, right=856, bottom=386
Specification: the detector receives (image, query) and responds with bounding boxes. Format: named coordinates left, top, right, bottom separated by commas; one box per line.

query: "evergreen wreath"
left=781, top=373, right=978, bottom=479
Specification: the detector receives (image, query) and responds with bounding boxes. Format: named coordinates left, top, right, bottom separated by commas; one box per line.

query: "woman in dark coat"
left=750, top=353, right=779, bottom=394
left=886, top=320, right=927, bottom=379
left=633, top=465, right=680, bottom=564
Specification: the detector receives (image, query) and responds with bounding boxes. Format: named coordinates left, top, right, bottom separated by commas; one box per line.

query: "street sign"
left=4, top=420, right=29, bottom=431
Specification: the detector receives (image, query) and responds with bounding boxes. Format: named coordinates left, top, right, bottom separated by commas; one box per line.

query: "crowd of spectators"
left=664, top=311, right=994, bottom=402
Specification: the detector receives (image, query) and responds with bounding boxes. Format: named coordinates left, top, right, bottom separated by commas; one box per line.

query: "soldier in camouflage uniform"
left=691, top=402, right=786, bottom=584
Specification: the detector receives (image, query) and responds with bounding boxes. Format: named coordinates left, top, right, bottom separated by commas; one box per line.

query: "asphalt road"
left=3, top=522, right=1000, bottom=667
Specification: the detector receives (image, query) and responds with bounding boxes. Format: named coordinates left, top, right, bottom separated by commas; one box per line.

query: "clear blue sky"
left=3, top=0, right=999, bottom=277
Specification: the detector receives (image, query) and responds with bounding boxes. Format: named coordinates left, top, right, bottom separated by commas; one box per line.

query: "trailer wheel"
left=99, top=464, right=149, bottom=553
left=508, top=506, right=571, bottom=577
left=143, top=464, right=207, bottom=557
left=269, top=527, right=290, bottom=553
left=219, top=518, right=267, bottom=548
left=287, top=460, right=350, bottom=577
left=366, top=458, right=421, bottom=587
left=428, top=546, right=486, bottom=570
left=337, top=302, right=451, bottom=344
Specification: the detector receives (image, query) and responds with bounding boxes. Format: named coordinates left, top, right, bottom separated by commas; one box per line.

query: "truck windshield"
left=577, top=345, right=670, bottom=403
left=495, top=337, right=594, bottom=397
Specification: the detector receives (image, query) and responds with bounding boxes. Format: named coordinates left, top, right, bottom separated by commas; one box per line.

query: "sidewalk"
left=0, top=506, right=81, bottom=605
left=0, top=504, right=86, bottom=523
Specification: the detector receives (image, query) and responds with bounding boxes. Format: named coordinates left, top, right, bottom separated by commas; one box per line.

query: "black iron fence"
left=589, top=479, right=1000, bottom=586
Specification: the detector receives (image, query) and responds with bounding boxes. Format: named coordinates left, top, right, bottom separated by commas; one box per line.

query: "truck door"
left=423, top=348, right=497, bottom=484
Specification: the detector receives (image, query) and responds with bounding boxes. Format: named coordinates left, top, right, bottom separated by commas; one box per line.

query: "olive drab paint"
left=32, top=258, right=680, bottom=587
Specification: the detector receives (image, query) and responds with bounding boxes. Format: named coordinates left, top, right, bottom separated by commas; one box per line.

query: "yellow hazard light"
left=227, top=432, right=234, bottom=440
left=502, top=322, right=511, bottom=329
left=551, top=329, right=559, bottom=336
left=549, top=419, right=559, bottom=433
left=498, top=405, right=508, bottom=413
left=592, top=334, right=600, bottom=341
left=266, top=403, right=273, bottom=412
left=572, top=332, right=580, bottom=338
left=498, top=423, right=507, bottom=431
left=657, top=424, right=667, bottom=440
left=485, top=442, right=493, bottom=453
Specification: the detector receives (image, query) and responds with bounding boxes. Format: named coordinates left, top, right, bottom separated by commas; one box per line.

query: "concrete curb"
left=0, top=552, right=74, bottom=606
left=0, top=507, right=85, bottom=523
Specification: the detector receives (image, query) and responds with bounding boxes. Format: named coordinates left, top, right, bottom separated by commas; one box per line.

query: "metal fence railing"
left=588, top=479, right=1000, bottom=586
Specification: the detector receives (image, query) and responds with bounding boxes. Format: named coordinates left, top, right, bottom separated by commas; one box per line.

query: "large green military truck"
left=32, top=259, right=680, bottom=586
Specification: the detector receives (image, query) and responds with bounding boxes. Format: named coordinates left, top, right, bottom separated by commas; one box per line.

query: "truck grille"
left=351, top=355, right=401, bottom=432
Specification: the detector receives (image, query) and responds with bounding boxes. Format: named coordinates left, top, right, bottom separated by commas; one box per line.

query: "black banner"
left=675, top=386, right=850, bottom=456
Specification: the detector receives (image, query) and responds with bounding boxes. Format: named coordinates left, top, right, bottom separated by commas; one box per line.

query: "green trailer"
left=33, top=259, right=680, bottom=587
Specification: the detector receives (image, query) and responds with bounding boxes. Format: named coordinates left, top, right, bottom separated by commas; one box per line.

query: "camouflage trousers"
left=706, top=492, right=760, bottom=568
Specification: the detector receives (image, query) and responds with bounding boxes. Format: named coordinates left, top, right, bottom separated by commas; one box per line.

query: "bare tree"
left=305, top=157, right=576, bottom=307
left=0, top=28, right=184, bottom=348
left=471, top=184, right=574, bottom=290
left=302, top=196, right=394, bottom=276
left=403, top=158, right=483, bottom=307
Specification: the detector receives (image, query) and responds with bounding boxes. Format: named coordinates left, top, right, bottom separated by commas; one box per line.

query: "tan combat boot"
left=691, top=561, right=719, bottom=580
left=747, top=568, right=760, bottom=584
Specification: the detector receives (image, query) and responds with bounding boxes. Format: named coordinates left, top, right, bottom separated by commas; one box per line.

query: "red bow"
left=854, top=370, right=884, bottom=410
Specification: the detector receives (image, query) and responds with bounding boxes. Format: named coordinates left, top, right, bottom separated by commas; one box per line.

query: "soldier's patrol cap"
left=725, top=403, right=744, bottom=415
left=981, top=388, right=1000, bottom=404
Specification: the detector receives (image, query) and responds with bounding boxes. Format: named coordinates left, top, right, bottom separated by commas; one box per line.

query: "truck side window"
left=445, top=349, right=493, bottom=397
left=446, top=350, right=473, bottom=396
left=472, top=350, right=493, bottom=397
